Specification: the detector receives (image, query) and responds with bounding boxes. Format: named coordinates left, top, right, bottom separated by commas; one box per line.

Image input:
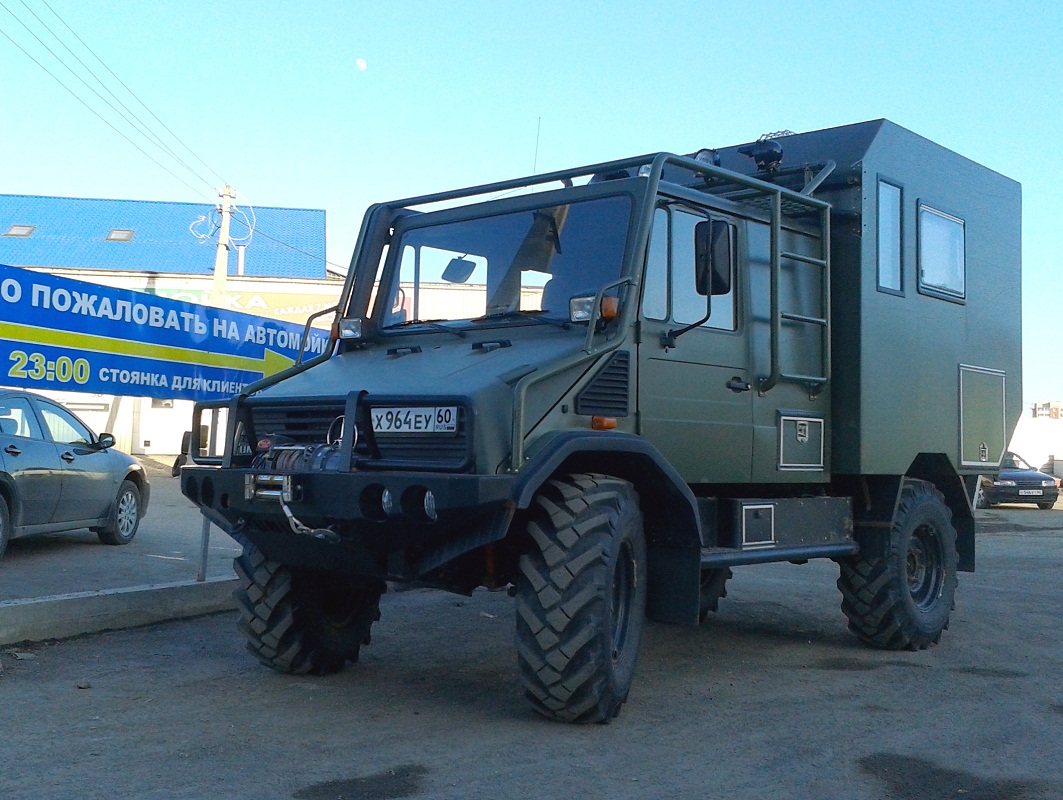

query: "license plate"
left=371, top=406, right=458, bottom=435
left=1018, top=489, right=1043, bottom=496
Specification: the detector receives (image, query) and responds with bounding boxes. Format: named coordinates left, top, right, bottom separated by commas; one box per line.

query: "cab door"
left=0, top=395, right=63, bottom=526
left=637, top=204, right=752, bottom=484
left=36, top=400, right=114, bottom=524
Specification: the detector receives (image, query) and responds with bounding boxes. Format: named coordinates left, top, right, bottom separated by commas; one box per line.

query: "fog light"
left=381, top=488, right=394, bottom=516
left=423, top=490, right=438, bottom=521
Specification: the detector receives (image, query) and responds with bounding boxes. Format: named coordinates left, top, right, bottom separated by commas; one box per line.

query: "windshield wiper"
left=471, top=310, right=570, bottom=330
left=385, top=319, right=467, bottom=338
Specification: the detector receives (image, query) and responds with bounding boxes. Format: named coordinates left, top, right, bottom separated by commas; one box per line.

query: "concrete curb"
left=0, top=577, right=237, bottom=646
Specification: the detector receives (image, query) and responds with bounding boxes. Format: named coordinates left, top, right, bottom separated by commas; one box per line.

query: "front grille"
left=576, top=351, right=630, bottom=416
left=245, top=398, right=471, bottom=471
left=252, top=404, right=342, bottom=444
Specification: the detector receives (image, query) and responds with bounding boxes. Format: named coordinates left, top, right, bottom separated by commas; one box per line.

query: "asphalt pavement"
left=0, top=458, right=241, bottom=645
left=0, top=502, right=1060, bottom=800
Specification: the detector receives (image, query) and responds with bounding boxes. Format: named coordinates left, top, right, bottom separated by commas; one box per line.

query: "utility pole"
left=211, top=184, right=235, bottom=307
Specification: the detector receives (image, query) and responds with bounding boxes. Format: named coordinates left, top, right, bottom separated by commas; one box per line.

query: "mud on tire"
left=234, top=544, right=384, bottom=675
left=515, top=473, right=647, bottom=723
left=837, top=479, right=958, bottom=650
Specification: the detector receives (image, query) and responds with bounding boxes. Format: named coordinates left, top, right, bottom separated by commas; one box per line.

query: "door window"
left=0, top=397, right=44, bottom=439
left=39, top=404, right=94, bottom=446
left=643, top=204, right=737, bottom=331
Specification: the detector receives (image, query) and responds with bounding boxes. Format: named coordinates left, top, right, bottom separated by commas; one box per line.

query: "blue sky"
left=2, top=0, right=1060, bottom=402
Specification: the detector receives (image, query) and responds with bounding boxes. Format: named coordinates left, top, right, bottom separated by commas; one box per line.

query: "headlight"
left=993, top=480, right=1016, bottom=486
left=336, top=317, right=363, bottom=339
left=1042, top=480, right=1056, bottom=487
left=569, top=296, right=596, bottom=322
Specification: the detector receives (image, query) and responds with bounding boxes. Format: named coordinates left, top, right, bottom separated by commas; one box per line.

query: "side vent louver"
left=576, top=351, right=630, bottom=417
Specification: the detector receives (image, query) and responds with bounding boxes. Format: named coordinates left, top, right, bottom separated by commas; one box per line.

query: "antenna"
left=532, top=116, right=542, bottom=173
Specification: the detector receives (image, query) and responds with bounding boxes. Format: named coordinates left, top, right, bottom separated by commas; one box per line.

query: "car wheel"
left=1037, top=501, right=1055, bottom=510
left=96, top=480, right=141, bottom=545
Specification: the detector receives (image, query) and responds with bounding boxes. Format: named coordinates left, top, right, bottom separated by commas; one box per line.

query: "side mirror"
left=442, top=257, right=477, bottom=284
left=97, top=432, right=116, bottom=449
left=694, top=220, right=733, bottom=296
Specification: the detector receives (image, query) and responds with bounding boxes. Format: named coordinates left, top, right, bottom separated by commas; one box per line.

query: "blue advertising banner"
left=0, top=263, right=332, bottom=402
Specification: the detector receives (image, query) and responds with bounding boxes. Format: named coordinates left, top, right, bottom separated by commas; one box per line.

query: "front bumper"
left=181, top=465, right=516, bottom=577
left=983, top=485, right=1059, bottom=507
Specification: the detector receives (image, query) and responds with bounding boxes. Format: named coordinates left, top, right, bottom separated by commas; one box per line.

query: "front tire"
left=234, top=545, right=384, bottom=675
left=96, top=480, right=141, bottom=545
left=838, top=480, right=958, bottom=650
left=515, top=473, right=647, bottom=723
left=1037, top=501, right=1055, bottom=510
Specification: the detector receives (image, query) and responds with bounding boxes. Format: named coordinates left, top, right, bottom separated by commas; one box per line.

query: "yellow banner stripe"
left=0, top=319, right=291, bottom=374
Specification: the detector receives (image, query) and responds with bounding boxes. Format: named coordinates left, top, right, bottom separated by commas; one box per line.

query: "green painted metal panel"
left=958, top=365, right=1007, bottom=467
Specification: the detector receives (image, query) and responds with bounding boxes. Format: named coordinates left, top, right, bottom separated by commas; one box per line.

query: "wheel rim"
left=907, top=523, right=944, bottom=609
left=611, top=540, right=635, bottom=662
left=116, top=490, right=138, bottom=538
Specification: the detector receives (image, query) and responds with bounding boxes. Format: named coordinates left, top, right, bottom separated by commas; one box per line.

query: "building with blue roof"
left=0, top=192, right=333, bottom=458
left=0, top=193, right=326, bottom=278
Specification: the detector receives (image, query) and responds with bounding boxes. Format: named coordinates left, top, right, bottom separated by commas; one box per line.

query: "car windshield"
left=377, top=194, right=632, bottom=329
left=1003, top=453, right=1033, bottom=470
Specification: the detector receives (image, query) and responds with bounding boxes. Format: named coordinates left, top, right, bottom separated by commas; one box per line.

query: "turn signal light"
left=591, top=416, right=617, bottom=430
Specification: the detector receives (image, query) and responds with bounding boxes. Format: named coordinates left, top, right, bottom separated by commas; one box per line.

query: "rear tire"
left=234, top=544, right=384, bottom=675
left=838, top=480, right=958, bottom=650
left=698, top=568, right=732, bottom=622
left=515, top=473, right=647, bottom=723
left=96, top=480, right=141, bottom=545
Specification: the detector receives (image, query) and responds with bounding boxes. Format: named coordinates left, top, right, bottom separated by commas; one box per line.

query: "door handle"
left=4, top=444, right=20, bottom=456
left=61, top=452, right=75, bottom=463
left=726, top=378, right=752, bottom=393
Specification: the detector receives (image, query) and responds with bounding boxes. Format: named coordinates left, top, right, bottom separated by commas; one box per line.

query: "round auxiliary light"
left=381, top=488, right=394, bottom=516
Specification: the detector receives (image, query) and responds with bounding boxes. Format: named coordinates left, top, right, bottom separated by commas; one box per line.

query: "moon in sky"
left=355, top=58, right=368, bottom=72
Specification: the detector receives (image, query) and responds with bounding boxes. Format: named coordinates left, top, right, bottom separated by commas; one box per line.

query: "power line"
left=36, top=0, right=227, bottom=186
left=2, top=2, right=342, bottom=275
left=0, top=0, right=214, bottom=193
left=0, top=23, right=208, bottom=198
left=230, top=215, right=349, bottom=274
left=15, top=0, right=213, bottom=191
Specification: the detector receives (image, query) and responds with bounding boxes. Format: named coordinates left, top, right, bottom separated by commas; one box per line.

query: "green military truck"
left=182, top=119, right=1021, bottom=723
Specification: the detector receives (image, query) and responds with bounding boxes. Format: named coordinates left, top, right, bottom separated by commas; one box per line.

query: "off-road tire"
left=837, top=480, right=958, bottom=650
left=515, top=473, right=647, bottom=723
left=698, top=567, right=733, bottom=622
left=95, top=480, right=141, bottom=545
left=234, top=544, right=384, bottom=675
left=0, top=497, right=10, bottom=561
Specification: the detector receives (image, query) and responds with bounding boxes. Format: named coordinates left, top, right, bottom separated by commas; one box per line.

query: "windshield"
left=376, top=194, right=632, bottom=329
left=1003, top=452, right=1033, bottom=471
